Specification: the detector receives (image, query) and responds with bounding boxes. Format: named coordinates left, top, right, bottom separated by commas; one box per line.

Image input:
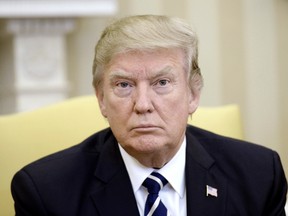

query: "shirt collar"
left=119, top=137, right=186, bottom=198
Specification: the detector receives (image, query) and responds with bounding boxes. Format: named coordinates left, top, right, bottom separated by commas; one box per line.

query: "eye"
left=154, top=79, right=170, bottom=87
left=158, top=79, right=169, bottom=86
left=153, top=78, right=173, bottom=94
left=117, top=81, right=131, bottom=88
left=114, top=81, right=133, bottom=97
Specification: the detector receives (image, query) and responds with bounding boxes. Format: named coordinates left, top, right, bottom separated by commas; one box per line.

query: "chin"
left=131, top=140, right=166, bottom=153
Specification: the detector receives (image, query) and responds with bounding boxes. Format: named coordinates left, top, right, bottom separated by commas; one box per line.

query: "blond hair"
left=92, top=15, right=203, bottom=92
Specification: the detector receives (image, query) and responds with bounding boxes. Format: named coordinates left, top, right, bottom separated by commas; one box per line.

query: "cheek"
left=105, top=99, right=132, bottom=123
left=157, top=96, right=190, bottom=122
left=162, top=92, right=194, bottom=125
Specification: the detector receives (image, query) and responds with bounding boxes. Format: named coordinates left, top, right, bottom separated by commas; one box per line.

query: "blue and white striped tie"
left=142, top=172, right=169, bottom=216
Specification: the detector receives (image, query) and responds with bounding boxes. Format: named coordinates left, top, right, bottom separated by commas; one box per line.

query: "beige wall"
left=66, top=0, right=288, bottom=174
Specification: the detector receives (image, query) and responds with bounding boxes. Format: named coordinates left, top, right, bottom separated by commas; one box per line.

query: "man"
left=12, top=15, right=287, bottom=216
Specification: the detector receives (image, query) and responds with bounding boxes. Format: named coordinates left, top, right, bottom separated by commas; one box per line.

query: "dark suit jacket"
left=11, top=125, right=287, bottom=216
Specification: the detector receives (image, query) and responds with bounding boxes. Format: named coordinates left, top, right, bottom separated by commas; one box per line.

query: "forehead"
left=106, top=48, right=186, bottom=76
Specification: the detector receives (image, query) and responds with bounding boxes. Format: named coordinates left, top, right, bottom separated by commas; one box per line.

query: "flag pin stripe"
left=206, top=185, right=218, bottom=197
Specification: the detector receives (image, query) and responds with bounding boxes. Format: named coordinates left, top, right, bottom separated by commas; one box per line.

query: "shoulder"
left=186, top=124, right=275, bottom=157
left=185, top=125, right=283, bottom=175
left=16, top=128, right=115, bottom=179
left=11, top=128, right=117, bottom=215
left=185, top=126, right=287, bottom=214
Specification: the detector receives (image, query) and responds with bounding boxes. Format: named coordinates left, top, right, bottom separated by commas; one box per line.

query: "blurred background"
left=0, top=0, right=287, bottom=175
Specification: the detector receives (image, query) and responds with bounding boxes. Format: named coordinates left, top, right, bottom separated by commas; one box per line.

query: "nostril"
left=133, top=85, right=155, bottom=114
left=133, top=98, right=154, bottom=114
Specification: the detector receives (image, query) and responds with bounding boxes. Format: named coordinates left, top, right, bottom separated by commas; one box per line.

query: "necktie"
left=142, top=172, right=169, bottom=216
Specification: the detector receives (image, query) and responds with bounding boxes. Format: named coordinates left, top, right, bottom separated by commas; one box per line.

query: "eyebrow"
left=108, top=69, right=133, bottom=81
left=108, top=65, right=176, bottom=81
left=151, top=66, right=175, bottom=79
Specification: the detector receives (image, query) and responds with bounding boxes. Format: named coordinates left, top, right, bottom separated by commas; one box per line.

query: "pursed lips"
left=131, top=124, right=161, bottom=132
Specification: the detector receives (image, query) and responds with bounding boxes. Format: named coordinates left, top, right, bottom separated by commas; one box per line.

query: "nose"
left=133, top=84, right=154, bottom=114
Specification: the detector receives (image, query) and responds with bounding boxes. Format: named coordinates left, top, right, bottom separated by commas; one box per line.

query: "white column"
left=2, top=18, right=75, bottom=113
left=0, top=0, right=117, bottom=113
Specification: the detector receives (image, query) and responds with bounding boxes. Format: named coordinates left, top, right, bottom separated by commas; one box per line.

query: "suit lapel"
left=90, top=134, right=140, bottom=216
left=185, top=132, right=227, bottom=216
left=89, top=127, right=228, bottom=215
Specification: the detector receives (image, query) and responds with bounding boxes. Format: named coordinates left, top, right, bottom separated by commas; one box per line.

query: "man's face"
left=97, top=48, right=200, bottom=164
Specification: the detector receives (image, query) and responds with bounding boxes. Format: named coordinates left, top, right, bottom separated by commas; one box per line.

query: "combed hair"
left=92, top=15, right=203, bottom=92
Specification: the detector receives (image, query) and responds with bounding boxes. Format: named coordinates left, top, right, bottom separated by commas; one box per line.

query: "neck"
left=132, top=145, right=180, bottom=168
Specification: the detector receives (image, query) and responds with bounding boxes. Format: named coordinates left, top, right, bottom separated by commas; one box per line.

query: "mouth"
left=131, top=124, right=160, bottom=132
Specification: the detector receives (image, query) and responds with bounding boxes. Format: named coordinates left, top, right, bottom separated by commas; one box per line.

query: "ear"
left=188, top=89, right=200, bottom=115
left=95, top=89, right=108, bottom=118
left=188, top=73, right=202, bottom=114
left=189, top=69, right=203, bottom=115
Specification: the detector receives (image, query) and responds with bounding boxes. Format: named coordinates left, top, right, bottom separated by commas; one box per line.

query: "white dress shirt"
left=119, top=138, right=187, bottom=216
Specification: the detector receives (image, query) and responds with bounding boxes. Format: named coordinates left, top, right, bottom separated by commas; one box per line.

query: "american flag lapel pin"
left=206, top=185, right=218, bottom=197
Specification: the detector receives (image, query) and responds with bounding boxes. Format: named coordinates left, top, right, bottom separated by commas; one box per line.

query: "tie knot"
left=143, top=172, right=168, bottom=194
